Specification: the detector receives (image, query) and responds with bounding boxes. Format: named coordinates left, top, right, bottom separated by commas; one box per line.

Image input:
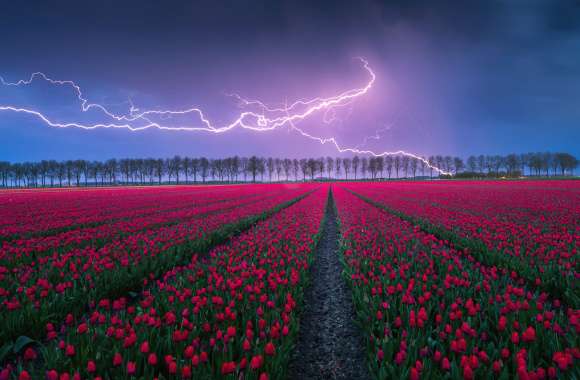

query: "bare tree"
left=467, top=156, right=477, bottom=173
left=275, top=158, right=283, bottom=181
left=361, top=158, right=368, bottom=179
left=47, top=160, right=58, bottom=187
left=248, top=156, right=259, bottom=183
left=299, top=159, right=308, bottom=181
left=485, top=156, right=494, bottom=175
left=259, top=158, right=267, bottom=181
left=240, top=157, right=249, bottom=182
left=410, top=157, right=418, bottom=179
left=394, top=156, right=401, bottom=178
left=550, top=153, right=559, bottom=176
left=232, top=156, right=240, bottom=182
left=428, top=156, right=435, bottom=179
left=541, top=152, right=551, bottom=176
left=173, top=156, right=183, bottom=184
left=369, top=157, right=377, bottom=179
left=444, top=156, right=453, bottom=175
left=283, top=158, right=292, bottom=181
left=200, top=158, right=209, bottom=183
left=0, top=162, right=9, bottom=187
left=477, top=155, right=485, bottom=175
left=342, top=157, right=351, bottom=180
left=307, top=158, right=317, bottom=180
left=419, top=157, right=427, bottom=177
left=492, top=155, right=503, bottom=176
left=505, top=154, right=519, bottom=176
left=152, top=159, right=163, bottom=184
left=326, top=157, right=334, bottom=179
left=402, top=156, right=410, bottom=178
left=352, top=156, right=360, bottom=180
left=376, top=156, right=384, bottom=179
left=190, top=158, right=200, bottom=183
left=453, top=157, right=464, bottom=175
left=385, top=156, right=393, bottom=179
left=266, top=157, right=275, bottom=182
left=182, top=157, right=191, bottom=183
left=292, top=159, right=300, bottom=182
left=65, top=160, right=74, bottom=186
left=519, top=153, right=529, bottom=176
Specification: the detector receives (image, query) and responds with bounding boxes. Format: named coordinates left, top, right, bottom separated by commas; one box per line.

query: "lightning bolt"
left=0, top=58, right=449, bottom=174
left=354, top=124, right=391, bottom=149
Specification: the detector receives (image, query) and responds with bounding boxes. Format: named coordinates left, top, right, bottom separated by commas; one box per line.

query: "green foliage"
left=350, top=190, right=579, bottom=309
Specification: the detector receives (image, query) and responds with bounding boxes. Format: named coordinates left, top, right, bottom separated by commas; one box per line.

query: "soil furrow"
left=288, top=187, right=369, bottom=380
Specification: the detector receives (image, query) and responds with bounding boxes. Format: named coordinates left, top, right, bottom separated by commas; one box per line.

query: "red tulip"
left=250, top=355, right=263, bottom=370
left=191, top=355, right=199, bottom=367
left=126, top=361, right=136, bottom=375
left=77, top=323, right=88, bottom=334
left=113, top=353, right=123, bottom=366
left=168, top=362, right=177, bottom=374
left=501, top=348, right=510, bottom=359
left=433, top=351, right=442, bottom=362
left=140, top=341, right=150, bottom=353
left=522, top=327, right=536, bottom=343
left=221, top=362, right=236, bottom=375
left=148, top=353, right=158, bottom=366
left=65, top=344, right=75, bottom=357
left=463, top=365, right=473, bottom=380
left=441, top=358, right=450, bottom=371
left=511, top=332, right=520, bottom=345
left=265, top=342, right=276, bottom=356
left=23, top=347, right=37, bottom=361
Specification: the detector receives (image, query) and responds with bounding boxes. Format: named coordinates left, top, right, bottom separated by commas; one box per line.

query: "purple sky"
left=1, top=0, right=579, bottom=162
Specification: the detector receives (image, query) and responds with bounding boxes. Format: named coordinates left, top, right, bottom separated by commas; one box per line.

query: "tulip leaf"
left=13, top=336, right=35, bottom=354
left=498, top=369, right=510, bottom=380
left=0, top=343, right=13, bottom=362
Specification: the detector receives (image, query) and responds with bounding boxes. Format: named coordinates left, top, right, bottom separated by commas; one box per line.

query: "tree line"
left=0, top=152, right=577, bottom=187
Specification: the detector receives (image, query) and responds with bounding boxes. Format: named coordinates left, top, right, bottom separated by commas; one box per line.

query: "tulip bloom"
left=148, top=353, right=158, bottom=366
left=221, top=362, right=236, bottom=375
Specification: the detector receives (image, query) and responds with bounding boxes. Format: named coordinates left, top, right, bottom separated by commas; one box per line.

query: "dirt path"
left=288, top=187, right=370, bottom=380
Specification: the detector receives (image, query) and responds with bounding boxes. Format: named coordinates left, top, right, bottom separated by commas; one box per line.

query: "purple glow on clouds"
left=1, top=0, right=578, bottom=161
left=0, top=55, right=455, bottom=164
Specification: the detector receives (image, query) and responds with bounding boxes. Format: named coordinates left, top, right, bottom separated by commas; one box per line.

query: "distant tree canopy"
left=0, top=152, right=577, bottom=187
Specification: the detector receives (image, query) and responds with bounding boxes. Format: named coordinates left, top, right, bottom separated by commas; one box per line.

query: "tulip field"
left=0, top=181, right=578, bottom=379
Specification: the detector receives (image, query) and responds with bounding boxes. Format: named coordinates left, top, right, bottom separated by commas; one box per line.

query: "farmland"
left=0, top=181, right=578, bottom=379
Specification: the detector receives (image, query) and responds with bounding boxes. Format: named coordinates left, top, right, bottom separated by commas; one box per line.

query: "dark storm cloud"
left=0, top=0, right=578, bottom=161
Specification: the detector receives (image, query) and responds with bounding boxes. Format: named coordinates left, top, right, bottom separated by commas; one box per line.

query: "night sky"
left=1, top=0, right=579, bottom=162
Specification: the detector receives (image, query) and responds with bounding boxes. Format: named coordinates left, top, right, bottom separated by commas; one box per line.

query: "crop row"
left=342, top=182, right=579, bottom=307
left=333, top=186, right=578, bottom=380
left=0, top=185, right=316, bottom=343
left=3, top=185, right=327, bottom=379
left=1, top=187, right=288, bottom=266
left=0, top=185, right=280, bottom=240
